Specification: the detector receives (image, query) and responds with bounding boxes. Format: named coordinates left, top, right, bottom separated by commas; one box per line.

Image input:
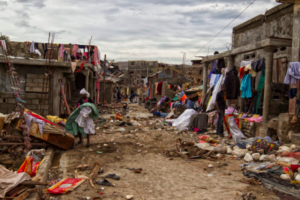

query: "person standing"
left=76, top=88, right=94, bottom=147
left=215, top=84, right=227, bottom=137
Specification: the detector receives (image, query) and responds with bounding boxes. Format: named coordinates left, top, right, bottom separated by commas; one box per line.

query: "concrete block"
left=292, top=133, right=300, bottom=146
left=278, top=113, right=290, bottom=122
left=255, top=123, right=268, bottom=137
left=36, top=93, right=49, bottom=99
left=26, top=78, right=33, bottom=83
left=0, top=92, right=14, bottom=98
left=38, top=74, right=45, bottom=79
left=23, top=99, right=32, bottom=104
left=32, top=99, right=40, bottom=104
left=25, top=93, right=37, bottom=99
left=27, top=74, right=40, bottom=79
left=7, top=98, right=16, bottom=104
left=32, top=79, right=45, bottom=84
left=26, top=104, right=38, bottom=110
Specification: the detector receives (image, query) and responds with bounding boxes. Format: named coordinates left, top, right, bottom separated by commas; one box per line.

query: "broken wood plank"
left=0, top=143, right=49, bottom=147
left=88, top=162, right=101, bottom=191
left=20, top=181, right=48, bottom=186
left=13, top=188, right=36, bottom=200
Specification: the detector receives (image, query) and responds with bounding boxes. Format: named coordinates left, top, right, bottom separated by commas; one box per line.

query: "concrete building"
left=201, top=1, right=300, bottom=139
left=0, top=40, right=97, bottom=116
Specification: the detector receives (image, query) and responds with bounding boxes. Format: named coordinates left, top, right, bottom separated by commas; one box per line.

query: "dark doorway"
left=75, top=73, right=86, bottom=90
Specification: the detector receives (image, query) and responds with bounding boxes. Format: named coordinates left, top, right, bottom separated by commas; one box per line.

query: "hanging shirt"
left=284, top=62, right=300, bottom=85
left=240, top=74, right=252, bottom=98
left=239, top=66, right=245, bottom=79
left=30, top=41, right=35, bottom=53
left=245, top=64, right=256, bottom=77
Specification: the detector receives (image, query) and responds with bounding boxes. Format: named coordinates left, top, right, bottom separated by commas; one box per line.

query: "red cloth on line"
left=26, top=112, right=57, bottom=126
left=76, top=62, right=88, bottom=73
left=239, top=66, right=245, bottom=79
left=169, top=102, right=172, bottom=107
left=157, top=82, right=163, bottom=95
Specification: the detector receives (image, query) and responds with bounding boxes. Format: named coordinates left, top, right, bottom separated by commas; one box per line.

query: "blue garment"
left=153, top=111, right=160, bottom=116
left=146, top=89, right=150, bottom=97
left=179, top=91, right=185, bottom=98
left=240, top=74, right=252, bottom=98
left=214, top=74, right=221, bottom=87
left=160, top=113, right=168, bottom=118
left=184, top=99, right=192, bottom=108
left=211, top=60, right=217, bottom=71
left=208, top=69, right=216, bottom=79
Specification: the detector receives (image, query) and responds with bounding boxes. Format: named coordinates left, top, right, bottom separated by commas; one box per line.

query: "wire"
left=190, top=0, right=256, bottom=60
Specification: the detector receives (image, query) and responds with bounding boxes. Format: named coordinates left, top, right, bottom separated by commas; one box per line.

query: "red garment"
left=169, top=102, right=172, bottom=107
left=239, top=66, right=245, bottom=79
left=157, top=82, right=163, bottom=95
left=291, top=164, right=300, bottom=171
left=182, top=95, right=187, bottom=104
left=76, top=62, right=88, bottom=73
left=26, top=112, right=57, bottom=126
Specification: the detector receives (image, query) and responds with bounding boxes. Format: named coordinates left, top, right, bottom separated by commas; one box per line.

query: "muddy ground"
left=49, top=104, right=279, bottom=200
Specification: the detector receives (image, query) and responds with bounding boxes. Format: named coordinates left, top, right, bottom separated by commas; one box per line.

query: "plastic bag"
left=172, top=109, right=198, bottom=127
left=215, top=143, right=227, bottom=154
left=18, top=156, right=33, bottom=176
left=276, top=157, right=299, bottom=165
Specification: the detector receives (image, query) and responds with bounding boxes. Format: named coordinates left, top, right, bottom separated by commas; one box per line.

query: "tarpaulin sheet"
left=0, top=165, right=31, bottom=198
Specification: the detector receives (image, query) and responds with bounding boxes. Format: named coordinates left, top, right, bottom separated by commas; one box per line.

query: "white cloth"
left=206, top=75, right=225, bottom=112
left=30, top=41, right=35, bottom=53
left=172, top=109, right=198, bottom=127
left=284, top=62, right=300, bottom=85
left=240, top=60, right=252, bottom=68
left=0, top=40, right=7, bottom=52
left=34, top=49, right=41, bottom=56
left=226, top=115, right=246, bottom=143
left=0, top=165, right=31, bottom=198
left=210, top=74, right=217, bottom=88
left=80, top=88, right=90, bottom=98
left=25, top=113, right=45, bottom=134
left=75, top=107, right=95, bottom=134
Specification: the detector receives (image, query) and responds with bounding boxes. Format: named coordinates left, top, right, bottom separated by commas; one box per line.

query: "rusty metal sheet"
left=272, top=59, right=278, bottom=83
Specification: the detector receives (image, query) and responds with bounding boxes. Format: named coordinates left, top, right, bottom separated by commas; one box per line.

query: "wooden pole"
left=102, top=55, right=107, bottom=104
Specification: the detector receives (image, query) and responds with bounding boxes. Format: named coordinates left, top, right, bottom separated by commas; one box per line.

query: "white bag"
left=172, top=109, right=198, bottom=127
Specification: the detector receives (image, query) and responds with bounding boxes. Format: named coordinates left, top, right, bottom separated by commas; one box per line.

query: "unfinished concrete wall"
left=99, top=81, right=115, bottom=104
left=233, top=4, right=293, bottom=48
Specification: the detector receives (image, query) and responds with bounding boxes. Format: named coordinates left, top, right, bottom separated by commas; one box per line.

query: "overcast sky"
left=0, top=0, right=278, bottom=64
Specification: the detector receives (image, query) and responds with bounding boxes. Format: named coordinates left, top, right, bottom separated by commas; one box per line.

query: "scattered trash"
left=104, top=173, right=120, bottom=180
left=126, top=195, right=134, bottom=200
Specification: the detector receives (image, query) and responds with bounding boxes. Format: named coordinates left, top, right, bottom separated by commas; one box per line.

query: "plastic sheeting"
left=206, top=75, right=225, bottom=111
left=224, top=114, right=246, bottom=143
left=0, top=165, right=31, bottom=198
left=172, top=109, right=198, bottom=127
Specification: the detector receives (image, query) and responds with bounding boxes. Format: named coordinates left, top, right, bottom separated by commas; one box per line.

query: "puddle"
left=51, top=153, right=62, bottom=167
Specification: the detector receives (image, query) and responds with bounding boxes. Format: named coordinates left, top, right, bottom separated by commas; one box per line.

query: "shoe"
left=96, top=179, right=113, bottom=186
left=86, top=142, right=90, bottom=147
left=98, top=168, right=104, bottom=174
left=104, top=173, right=120, bottom=180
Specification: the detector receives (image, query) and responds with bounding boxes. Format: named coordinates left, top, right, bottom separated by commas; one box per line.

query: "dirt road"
left=50, top=104, right=278, bottom=200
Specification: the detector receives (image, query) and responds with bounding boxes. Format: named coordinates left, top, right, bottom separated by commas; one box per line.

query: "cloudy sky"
left=0, top=0, right=278, bottom=64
